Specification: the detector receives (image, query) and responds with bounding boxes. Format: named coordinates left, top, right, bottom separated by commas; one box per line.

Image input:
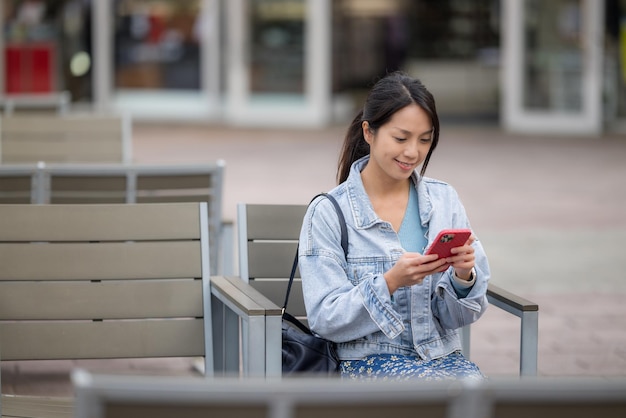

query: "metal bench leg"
left=244, top=316, right=267, bottom=377
left=265, top=315, right=282, bottom=378
left=520, top=310, right=538, bottom=376
left=460, top=325, right=471, bottom=359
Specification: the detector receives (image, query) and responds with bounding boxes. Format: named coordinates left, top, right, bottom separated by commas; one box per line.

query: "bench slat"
left=0, top=280, right=203, bottom=320
left=245, top=204, right=307, bottom=240
left=0, top=204, right=201, bottom=241
left=1, top=395, right=73, bottom=418
left=246, top=241, right=299, bottom=278
left=0, top=241, right=202, bottom=280
left=1, top=115, right=130, bottom=164
left=0, top=320, right=205, bottom=360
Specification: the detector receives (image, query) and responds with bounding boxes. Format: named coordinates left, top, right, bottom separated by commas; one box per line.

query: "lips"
left=395, top=159, right=415, bottom=170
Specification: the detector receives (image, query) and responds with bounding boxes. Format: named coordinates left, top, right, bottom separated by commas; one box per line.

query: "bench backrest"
left=2, top=91, right=71, bottom=115
left=72, top=371, right=459, bottom=418
left=237, top=203, right=308, bottom=319
left=0, top=203, right=213, bottom=369
left=0, top=163, right=41, bottom=203
left=0, top=162, right=225, bottom=274
left=0, top=113, right=132, bottom=163
left=72, top=371, right=626, bottom=418
left=484, top=378, right=626, bottom=418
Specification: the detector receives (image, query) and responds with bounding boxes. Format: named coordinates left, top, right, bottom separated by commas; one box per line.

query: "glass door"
left=249, top=0, right=305, bottom=95
left=605, top=0, right=626, bottom=132
left=502, top=0, right=604, bottom=135
left=224, top=0, right=331, bottom=127
left=93, top=0, right=222, bottom=120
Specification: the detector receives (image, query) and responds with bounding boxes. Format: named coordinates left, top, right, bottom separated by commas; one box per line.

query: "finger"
left=435, top=263, right=451, bottom=273
left=410, top=259, right=447, bottom=279
left=418, top=253, right=441, bottom=262
left=446, top=251, right=473, bottom=261
left=450, top=244, right=474, bottom=255
left=420, top=257, right=448, bottom=270
left=446, top=256, right=475, bottom=271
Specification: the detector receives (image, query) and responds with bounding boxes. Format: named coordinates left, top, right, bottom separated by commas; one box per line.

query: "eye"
left=420, top=137, right=432, bottom=144
left=393, top=137, right=407, bottom=142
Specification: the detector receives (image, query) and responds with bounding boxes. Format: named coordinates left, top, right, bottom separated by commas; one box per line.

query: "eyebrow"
left=393, top=127, right=434, bottom=136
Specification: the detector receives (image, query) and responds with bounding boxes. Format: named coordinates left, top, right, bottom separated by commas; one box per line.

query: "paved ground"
left=2, top=121, right=626, bottom=396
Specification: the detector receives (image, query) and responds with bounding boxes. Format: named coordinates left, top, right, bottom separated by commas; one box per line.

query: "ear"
left=362, top=121, right=373, bottom=144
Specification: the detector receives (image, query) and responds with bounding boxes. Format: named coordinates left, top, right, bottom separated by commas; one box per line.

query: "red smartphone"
left=424, top=229, right=472, bottom=259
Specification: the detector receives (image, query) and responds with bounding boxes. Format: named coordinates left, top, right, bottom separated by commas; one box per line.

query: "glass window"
left=3, top=0, right=93, bottom=102
left=248, top=0, right=305, bottom=94
left=331, top=0, right=500, bottom=91
left=523, top=0, right=583, bottom=111
left=605, top=0, right=626, bottom=121
left=113, top=0, right=201, bottom=91
left=409, top=0, right=500, bottom=59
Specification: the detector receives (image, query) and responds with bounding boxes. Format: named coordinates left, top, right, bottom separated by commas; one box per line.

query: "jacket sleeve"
left=299, top=198, right=405, bottom=342
left=427, top=185, right=490, bottom=329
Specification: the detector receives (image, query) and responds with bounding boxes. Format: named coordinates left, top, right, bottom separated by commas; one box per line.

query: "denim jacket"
left=298, top=156, right=490, bottom=361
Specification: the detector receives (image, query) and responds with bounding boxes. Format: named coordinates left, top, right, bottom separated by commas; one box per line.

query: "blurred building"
left=1, top=0, right=623, bottom=135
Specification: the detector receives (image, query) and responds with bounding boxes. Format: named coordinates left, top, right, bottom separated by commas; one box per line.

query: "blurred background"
left=1, top=0, right=625, bottom=134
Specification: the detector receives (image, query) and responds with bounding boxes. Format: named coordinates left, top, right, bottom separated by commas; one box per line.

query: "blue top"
left=397, top=181, right=428, bottom=253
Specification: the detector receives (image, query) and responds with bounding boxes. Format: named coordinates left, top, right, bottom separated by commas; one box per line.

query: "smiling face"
left=362, top=103, right=433, bottom=184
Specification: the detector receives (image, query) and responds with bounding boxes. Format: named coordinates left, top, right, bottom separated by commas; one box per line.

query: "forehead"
left=384, top=104, right=432, bottom=134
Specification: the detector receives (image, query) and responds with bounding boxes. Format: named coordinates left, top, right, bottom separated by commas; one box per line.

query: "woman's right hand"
left=384, top=253, right=449, bottom=295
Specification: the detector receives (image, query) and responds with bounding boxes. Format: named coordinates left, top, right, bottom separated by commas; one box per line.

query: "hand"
left=447, top=235, right=476, bottom=281
left=384, top=252, right=449, bottom=294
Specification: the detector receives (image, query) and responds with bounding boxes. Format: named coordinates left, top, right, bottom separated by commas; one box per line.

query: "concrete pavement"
left=2, top=121, right=626, bottom=396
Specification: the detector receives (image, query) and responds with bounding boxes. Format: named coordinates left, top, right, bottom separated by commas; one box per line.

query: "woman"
left=298, top=72, right=489, bottom=380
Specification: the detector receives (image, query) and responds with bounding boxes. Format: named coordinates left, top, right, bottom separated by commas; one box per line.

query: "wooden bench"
left=0, top=163, right=42, bottom=203
left=72, top=371, right=626, bottom=418
left=0, top=113, right=132, bottom=164
left=0, top=202, right=273, bottom=418
left=44, top=162, right=227, bottom=274
left=236, top=203, right=539, bottom=377
left=72, top=371, right=462, bottom=418
left=481, top=377, right=626, bottom=418
left=1, top=91, right=71, bottom=115
left=0, top=161, right=230, bottom=275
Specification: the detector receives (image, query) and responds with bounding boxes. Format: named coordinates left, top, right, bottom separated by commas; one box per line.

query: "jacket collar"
left=345, top=156, right=434, bottom=229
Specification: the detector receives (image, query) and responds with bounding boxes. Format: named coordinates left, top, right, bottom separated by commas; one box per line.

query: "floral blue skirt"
left=340, top=351, right=484, bottom=381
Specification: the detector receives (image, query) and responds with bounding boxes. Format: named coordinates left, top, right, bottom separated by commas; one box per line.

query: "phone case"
left=424, top=228, right=472, bottom=259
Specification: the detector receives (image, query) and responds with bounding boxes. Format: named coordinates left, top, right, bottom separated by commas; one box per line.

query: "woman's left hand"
left=446, top=236, right=476, bottom=281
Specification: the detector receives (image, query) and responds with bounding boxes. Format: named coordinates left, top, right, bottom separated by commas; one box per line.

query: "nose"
left=404, top=139, right=420, bottom=158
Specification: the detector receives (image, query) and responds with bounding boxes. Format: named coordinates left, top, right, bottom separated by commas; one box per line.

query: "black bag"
left=282, top=311, right=339, bottom=374
left=281, top=193, right=347, bottom=376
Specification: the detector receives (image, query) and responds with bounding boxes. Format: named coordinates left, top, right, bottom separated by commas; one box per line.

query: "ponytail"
left=337, top=110, right=369, bottom=184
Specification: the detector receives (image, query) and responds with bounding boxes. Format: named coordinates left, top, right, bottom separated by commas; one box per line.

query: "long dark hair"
left=337, top=72, right=440, bottom=184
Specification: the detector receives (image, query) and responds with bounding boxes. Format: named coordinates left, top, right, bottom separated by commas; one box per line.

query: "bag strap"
left=282, top=193, right=347, bottom=312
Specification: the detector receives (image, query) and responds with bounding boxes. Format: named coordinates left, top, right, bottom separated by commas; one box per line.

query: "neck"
left=360, top=165, right=412, bottom=231
left=360, top=163, right=410, bottom=199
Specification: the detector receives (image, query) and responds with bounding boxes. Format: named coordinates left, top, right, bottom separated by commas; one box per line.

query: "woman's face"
left=362, top=103, right=433, bottom=183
